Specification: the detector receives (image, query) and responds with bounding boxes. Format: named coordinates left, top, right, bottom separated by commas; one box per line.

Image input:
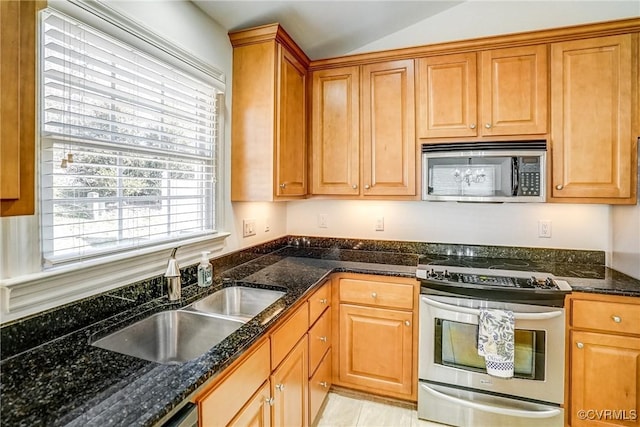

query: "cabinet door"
left=271, top=335, right=308, bottom=427
left=550, top=34, right=636, bottom=203
left=570, top=331, right=640, bottom=427
left=339, top=303, right=413, bottom=397
left=229, top=380, right=272, bottom=427
left=417, top=53, right=478, bottom=138
left=480, top=45, right=547, bottom=136
left=0, top=0, right=42, bottom=216
left=310, top=66, right=360, bottom=195
left=361, top=60, right=416, bottom=197
left=276, top=46, right=307, bottom=197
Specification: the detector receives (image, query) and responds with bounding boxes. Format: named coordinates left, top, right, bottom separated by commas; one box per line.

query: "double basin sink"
left=92, top=286, right=285, bottom=364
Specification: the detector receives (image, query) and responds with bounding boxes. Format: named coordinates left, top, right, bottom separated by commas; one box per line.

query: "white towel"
left=477, top=309, right=515, bottom=378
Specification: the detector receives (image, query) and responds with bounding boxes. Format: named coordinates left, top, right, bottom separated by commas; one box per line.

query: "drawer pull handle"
left=276, top=383, right=285, bottom=391
left=319, top=336, right=328, bottom=342
left=612, top=315, right=622, bottom=323
left=320, top=381, right=329, bottom=388
left=319, top=298, right=328, bottom=304
left=405, top=320, right=411, bottom=327
left=576, top=342, right=584, bottom=349
left=371, top=292, right=377, bottom=299
left=266, top=397, right=275, bottom=406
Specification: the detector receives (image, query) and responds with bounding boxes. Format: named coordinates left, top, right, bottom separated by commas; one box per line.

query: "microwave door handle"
left=420, top=383, right=562, bottom=419
left=421, top=296, right=563, bottom=320
left=512, top=157, right=519, bottom=196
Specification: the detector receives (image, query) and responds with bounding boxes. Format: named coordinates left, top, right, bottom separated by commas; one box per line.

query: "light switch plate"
left=243, top=219, right=256, bottom=237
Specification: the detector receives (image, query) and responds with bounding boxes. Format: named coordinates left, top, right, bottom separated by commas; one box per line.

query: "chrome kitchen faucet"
left=165, top=247, right=181, bottom=301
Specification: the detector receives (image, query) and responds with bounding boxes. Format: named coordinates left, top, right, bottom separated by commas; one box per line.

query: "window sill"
left=0, top=232, right=230, bottom=324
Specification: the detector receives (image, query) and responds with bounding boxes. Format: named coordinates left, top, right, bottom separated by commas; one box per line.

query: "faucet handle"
left=165, top=247, right=180, bottom=277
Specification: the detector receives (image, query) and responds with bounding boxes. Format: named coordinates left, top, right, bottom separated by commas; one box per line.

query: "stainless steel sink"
left=92, top=310, right=244, bottom=364
left=185, top=286, right=285, bottom=322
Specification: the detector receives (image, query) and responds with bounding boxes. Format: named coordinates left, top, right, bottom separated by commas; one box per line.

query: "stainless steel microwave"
left=422, top=141, right=546, bottom=202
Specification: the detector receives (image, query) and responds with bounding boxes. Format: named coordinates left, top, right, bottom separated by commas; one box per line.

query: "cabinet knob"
left=405, top=320, right=411, bottom=327
left=266, top=397, right=275, bottom=406
left=371, top=292, right=377, bottom=299
left=484, top=123, right=492, bottom=129
left=320, top=381, right=329, bottom=388
left=555, top=185, right=563, bottom=190
left=469, top=123, right=476, bottom=129
left=319, top=298, right=328, bottom=304
left=275, top=383, right=285, bottom=391
left=352, top=184, right=358, bottom=190
left=612, top=315, right=622, bottom=323
left=319, top=336, right=328, bottom=342
left=364, top=184, right=370, bottom=190
left=576, top=342, right=584, bottom=349
left=279, top=183, right=286, bottom=189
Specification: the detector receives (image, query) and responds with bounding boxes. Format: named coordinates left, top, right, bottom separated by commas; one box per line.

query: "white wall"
left=349, top=1, right=640, bottom=55
left=611, top=150, right=640, bottom=279
left=288, top=200, right=611, bottom=252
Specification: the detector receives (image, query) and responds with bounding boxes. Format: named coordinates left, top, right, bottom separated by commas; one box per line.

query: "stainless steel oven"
left=416, top=266, right=571, bottom=427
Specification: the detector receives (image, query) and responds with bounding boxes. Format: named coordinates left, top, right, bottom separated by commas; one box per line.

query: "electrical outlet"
left=318, top=214, right=328, bottom=228
left=538, top=220, right=552, bottom=238
left=375, top=216, right=384, bottom=231
left=243, top=219, right=256, bottom=237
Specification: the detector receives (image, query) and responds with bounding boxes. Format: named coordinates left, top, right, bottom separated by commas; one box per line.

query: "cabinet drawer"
left=339, top=278, right=414, bottom=310
left=309, top=280, right=331, bottom=327
left=271, top=302, right=309, bottom=370
left=309, top=349, right=332, bottom=425
left=199, top=339, right=270, bottom=426
left=572, top=299, right=640, bottom=335
left=309, top=307, right=331, bottom=375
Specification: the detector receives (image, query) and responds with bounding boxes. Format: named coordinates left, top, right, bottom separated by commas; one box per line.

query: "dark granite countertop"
left=1, top=240, right=638, bottom=427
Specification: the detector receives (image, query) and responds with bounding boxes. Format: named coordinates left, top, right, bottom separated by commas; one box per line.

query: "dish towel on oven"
left=477, top=309, right=515, bottom=378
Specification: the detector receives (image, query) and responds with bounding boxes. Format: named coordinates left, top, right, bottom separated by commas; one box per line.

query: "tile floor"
left=316, top=392, right=446, bottom=427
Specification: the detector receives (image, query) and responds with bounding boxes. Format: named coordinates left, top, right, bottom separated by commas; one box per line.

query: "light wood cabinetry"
left=271, top=335, right=308, bottom=427
left=311, top=66, right=360, bottom=195
left=229, top=24, right=309, bottom=201
left=0, top=0, right=44, bottom=216
left=417, top=45, right=547, bottom=139
left=229, top=381, right=272, bottom=427
left=332, top=273, right=419, bottom=401
left=567, top=293, right=640, bottom=427
left=198, top=339, right=271, bottom=426
left=550, top=34, right=638, bottom=204
left=310, top=60, right=416, bottom=198
left=307, top=280, right=332, bottom=425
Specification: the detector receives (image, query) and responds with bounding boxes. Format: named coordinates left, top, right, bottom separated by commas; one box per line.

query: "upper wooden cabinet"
left=229, top=24, right=309, bottom=201
left=0, top=0, right=43, bottom=217
left=311, top=66, right=360, bottom=195
left=310, top=60, right=416, bottom=198
left=550, top=34, right=638, bottom=204
left=417, top=45, right=548, bottom=139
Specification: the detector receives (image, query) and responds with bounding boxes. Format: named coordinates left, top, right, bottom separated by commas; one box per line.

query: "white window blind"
left=40, top=9, right=220, bottom=266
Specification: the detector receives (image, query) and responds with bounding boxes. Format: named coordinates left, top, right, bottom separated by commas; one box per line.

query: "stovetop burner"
left=416, top=265, right=572, bottom=306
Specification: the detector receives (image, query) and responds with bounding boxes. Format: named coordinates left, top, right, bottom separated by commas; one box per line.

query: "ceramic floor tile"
left=316, top=392, right=364, bottom=427
left=317, top=392, right=448, bottom=427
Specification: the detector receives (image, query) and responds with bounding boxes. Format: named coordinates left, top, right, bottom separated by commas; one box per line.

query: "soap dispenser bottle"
left=197, top=251, right=212, bottom=287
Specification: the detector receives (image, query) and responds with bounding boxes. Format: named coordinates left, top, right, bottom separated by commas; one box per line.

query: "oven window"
left=434, top=319, right=546, bottom=380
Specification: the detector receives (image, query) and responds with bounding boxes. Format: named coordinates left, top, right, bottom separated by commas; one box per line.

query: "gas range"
left=416, top=265, right=572, bottom=306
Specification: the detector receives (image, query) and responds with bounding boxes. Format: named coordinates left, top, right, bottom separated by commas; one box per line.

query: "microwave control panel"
left=518, top=157, right=541, bottom=196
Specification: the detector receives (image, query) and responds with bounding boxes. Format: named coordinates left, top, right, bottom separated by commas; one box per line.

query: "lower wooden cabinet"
left=229, top=380, right=272, bottom=427
left=272, top=335, right=309, bottom=427
left=567, top=293, right=640, bottom=427
left=332, top=273, right=418, bottom=401
left=309, top=350, right=332, bottom=423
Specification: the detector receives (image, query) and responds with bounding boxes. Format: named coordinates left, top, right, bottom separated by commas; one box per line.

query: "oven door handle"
left=420, top=383, right=562, bottom=419
left=421, top=296, right=564, bottom=320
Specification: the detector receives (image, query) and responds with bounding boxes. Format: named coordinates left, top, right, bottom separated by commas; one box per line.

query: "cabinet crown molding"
left=229, top=22, right=310, bottom=68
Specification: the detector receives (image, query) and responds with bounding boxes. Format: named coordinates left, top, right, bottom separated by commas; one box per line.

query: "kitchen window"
left=39, top=8, right=221, bottom=267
